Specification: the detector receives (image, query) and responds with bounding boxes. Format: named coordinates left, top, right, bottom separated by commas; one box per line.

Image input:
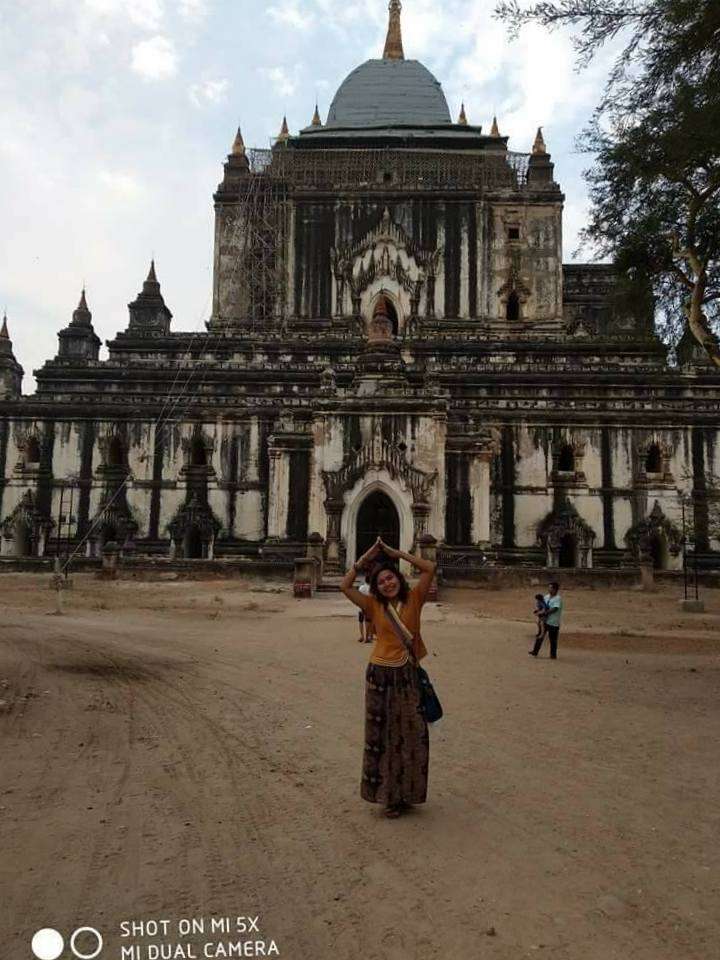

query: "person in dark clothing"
left=532, top=593, right=548, bottom=644
left=529, top=582, right=563, bottom=659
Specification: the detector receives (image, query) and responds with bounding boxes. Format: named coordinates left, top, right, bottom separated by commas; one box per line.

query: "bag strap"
left=383, top=603, right=419, bottom=668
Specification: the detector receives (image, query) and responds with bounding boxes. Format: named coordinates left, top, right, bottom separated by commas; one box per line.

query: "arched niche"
left=107, top=436, right=126, bottom=469
left=557, top=445, right=576, bottom=473
left=645, top=444, right=662, bottom=474
left=25, top=437, right=41, bottom=465
left=190, top=436, right=208, bottom=467
left=370, top=291, right=400, bottom=337
left=342, top=478, right=414, bottom=569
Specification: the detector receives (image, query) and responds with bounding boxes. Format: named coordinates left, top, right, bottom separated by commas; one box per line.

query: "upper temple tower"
left=211, top=0, right=564, bottom=337
left=0, top=313, right=23, bottom=399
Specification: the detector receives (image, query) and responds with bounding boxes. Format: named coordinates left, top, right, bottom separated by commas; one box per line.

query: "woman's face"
left=376, top=568, right=401, bottom=599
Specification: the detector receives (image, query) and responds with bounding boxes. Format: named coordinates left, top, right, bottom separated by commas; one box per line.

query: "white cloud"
left=178, top=0, right=209, bottom=22
left=189, top=77, right=229, bottom=107
left=1, top=0, right=614, bottom=392
left=130, top=35, right=178, bottom=80
left=267, top=1, right=315, bottom=32
left=261, top=65, right=299, bottom=97
left=97, top=170, right=145, bottom=202
left=85, top=0, right=165, bottom=31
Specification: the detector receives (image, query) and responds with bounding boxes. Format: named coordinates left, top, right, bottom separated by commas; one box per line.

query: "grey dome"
left=326, top=59, right=452, bottom=129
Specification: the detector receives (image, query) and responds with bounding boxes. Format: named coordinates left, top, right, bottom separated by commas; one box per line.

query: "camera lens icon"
left=31, top=930, right=64, bottom=960
left=32, top=927, right=103, bottom=959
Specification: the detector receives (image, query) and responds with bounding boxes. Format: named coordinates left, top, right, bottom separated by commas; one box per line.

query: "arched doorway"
left=13, top=522, right=32, bottom=558
left=25, top=437, right=41, bottom=465
left=190, top=437, right=207, bottom=467
left=558, top=534, right=577, bottom=569
left=355, top=491, right=400, bottom=560
left=645, top=444, right=662, bottom=474
left=558, top=445, right=575, bottom=472
left=649, top=533, right=668, bottom=570
left=506, top=291, right=520, bottom=322
left=107, top=437, right=126, bottom=468
left=184, top=526, right=204, bottom=559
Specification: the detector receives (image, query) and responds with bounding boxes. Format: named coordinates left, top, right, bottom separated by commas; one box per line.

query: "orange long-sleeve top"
left=357, top=587, right=429, bottom=667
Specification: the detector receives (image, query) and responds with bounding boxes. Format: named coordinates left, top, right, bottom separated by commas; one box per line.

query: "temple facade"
left=1, top=0, right=719, bottom=575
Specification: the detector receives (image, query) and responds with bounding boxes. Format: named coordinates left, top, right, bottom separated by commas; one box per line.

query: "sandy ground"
left=1, top=574, right=719, bottom=960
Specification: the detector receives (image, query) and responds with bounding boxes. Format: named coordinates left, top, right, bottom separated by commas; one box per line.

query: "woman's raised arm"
left=378, top=540, right=437, bottom=604
left=340, top=538, right=382, bottom=611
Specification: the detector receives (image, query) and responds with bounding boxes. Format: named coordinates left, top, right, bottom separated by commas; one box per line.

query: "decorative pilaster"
left=266, top=443, right=290, bottom=539
left=419, top=533, right=439, bottom=602
left=447, top=430, right=499, bottom=546
left=469, top=451, right=493, bottom=545
left=325, top=499, right=344, bottom=569
left=412, top=501, right=431, bottom=550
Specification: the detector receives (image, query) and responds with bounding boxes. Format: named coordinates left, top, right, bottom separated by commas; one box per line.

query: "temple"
left=1, top=0, right=718, bottom=575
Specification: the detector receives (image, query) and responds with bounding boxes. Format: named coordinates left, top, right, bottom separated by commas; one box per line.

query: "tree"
left=495, top=0, right=720, bottom=366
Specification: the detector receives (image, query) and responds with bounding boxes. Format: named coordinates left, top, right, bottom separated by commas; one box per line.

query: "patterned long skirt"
left=361, top=662, right=429, bottom=806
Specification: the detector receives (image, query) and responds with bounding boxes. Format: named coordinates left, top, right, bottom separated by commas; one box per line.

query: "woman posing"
left=341, top=537, right=437, bottom=819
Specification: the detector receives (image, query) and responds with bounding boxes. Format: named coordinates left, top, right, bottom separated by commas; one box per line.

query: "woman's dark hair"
left=369, top=563, right=410, bottom=606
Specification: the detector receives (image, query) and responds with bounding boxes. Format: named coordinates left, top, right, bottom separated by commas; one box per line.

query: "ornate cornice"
left=322, top=437, right=436, bottom=504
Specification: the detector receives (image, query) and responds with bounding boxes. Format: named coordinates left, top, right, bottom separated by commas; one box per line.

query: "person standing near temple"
left=530, top=581, right=563, bottom=659
left=340, top=537, right=437, bottom=819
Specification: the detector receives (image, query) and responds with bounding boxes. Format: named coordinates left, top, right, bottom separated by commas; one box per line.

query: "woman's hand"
left=377, top=540, right=437, bottom=606
left=357, top=537, right=382, bottom=570
left=340, top=540, right=380, bottom=611
left=378, top=539, right=401, bottom=561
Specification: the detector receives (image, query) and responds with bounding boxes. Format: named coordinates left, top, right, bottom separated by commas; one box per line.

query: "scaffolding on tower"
left=236, top=152, right=289, bottom=327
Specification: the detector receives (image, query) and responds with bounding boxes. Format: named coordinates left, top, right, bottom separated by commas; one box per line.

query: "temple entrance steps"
left=317, top=578, right=342, bottom=593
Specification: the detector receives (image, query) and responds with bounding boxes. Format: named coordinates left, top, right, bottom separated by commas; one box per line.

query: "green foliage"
left=495, top=0, right=720, bottom=357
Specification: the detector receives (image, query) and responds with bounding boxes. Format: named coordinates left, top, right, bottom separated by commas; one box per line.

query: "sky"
left=0, top=0, right=616, bottom=392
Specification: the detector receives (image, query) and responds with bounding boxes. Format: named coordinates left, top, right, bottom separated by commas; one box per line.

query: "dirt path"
left=1, top=576, right=719, bottom=959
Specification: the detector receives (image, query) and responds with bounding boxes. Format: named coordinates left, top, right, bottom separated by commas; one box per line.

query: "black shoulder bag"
left=384, top=604, right=444, bottom=724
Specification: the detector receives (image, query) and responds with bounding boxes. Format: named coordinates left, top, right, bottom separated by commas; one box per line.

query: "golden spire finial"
left=491, top=115, right=500, bottom=137
left=383, top=0, right=404, bottom=60
left=458, top=103, right=468, bottom=125
left=278, top=115, right=290, bottom=142
left=532, top=126, right=547, bottom=155
left=231, top=126, right=246, bottom=156
left=311, top=103, right=322, bottom=127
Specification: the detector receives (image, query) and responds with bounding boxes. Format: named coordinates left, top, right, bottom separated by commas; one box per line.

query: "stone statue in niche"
left=367, top=295, right=395, bottom=343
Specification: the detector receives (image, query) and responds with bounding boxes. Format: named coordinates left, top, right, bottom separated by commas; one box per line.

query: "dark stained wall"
left=443, top=203, right=461, bottom=318
left=77, top=420, right=95, bottom=539
left=294, top=202, right=334, bottom=317
left=500, top=427, right=516, bottom=548
left=600, top=427, right=616, bottom=549
left=287, top=449, right=310, bottom=542
left=149, top=425, right=165, bottom=540
left=445, top=453, right=471, bottom=545
left=692, top=427, right=710, bottom=552
left=293, top=199, right=473, bottom=320
left=0, top=418, right=8, bottom=520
